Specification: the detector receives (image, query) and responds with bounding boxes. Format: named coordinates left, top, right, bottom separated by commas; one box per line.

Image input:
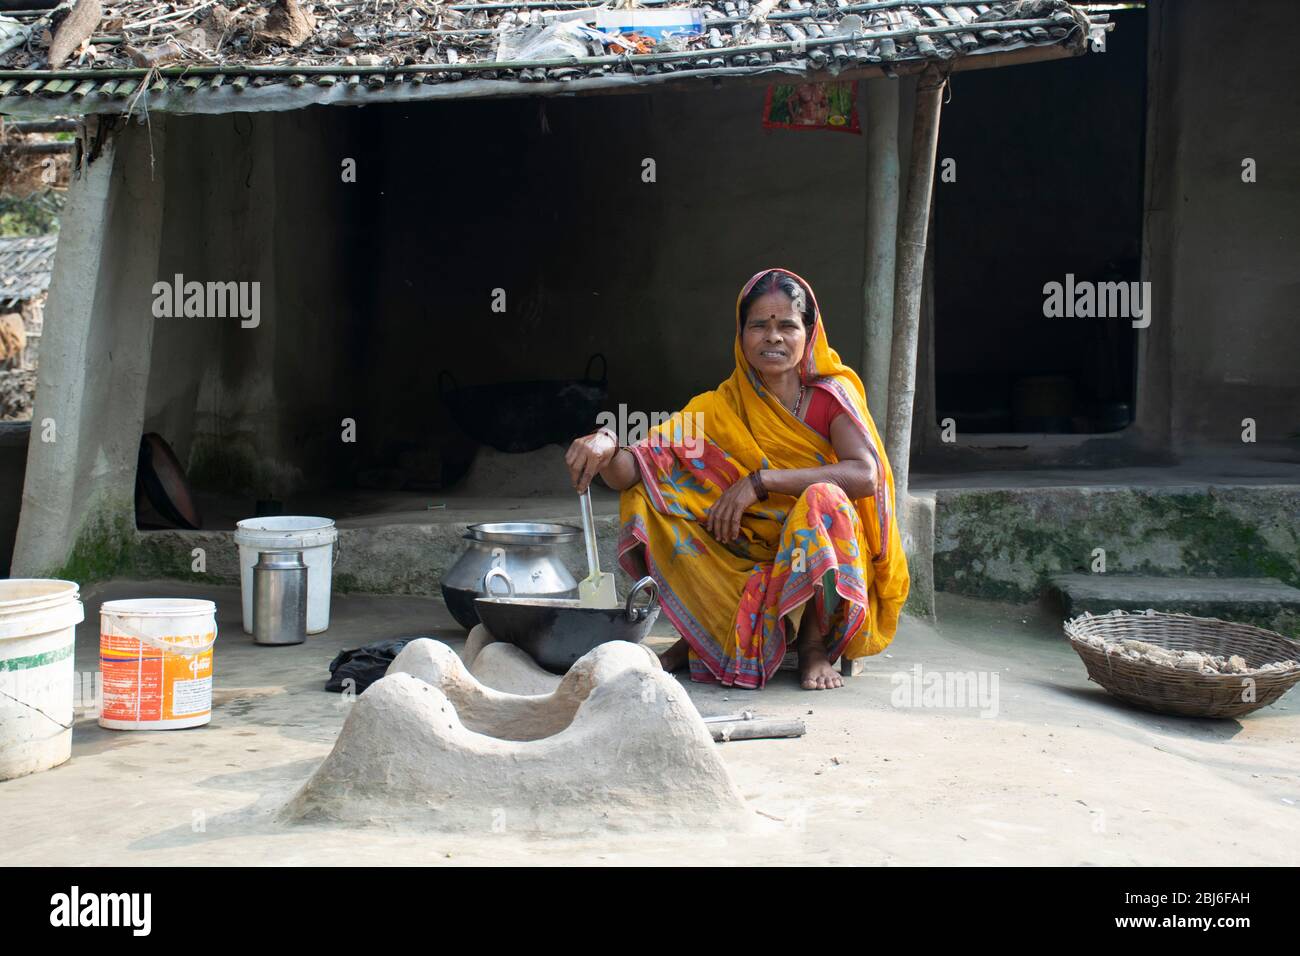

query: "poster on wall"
left=762, top=81, right=861, bottom=133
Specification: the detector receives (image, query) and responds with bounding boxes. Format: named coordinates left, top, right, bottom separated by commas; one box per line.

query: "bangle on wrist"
left=749, top=469, right=769, bottom=501
left=594, top=427, right=622, bottom=462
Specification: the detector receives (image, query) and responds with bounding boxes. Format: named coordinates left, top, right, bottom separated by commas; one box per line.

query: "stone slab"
left=1051, top=573, right=1300, bottom=637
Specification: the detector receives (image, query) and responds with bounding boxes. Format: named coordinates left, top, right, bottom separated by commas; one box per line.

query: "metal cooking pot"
left=474, top=569, right=660, bottom=674
left=441, top=522, right=580, bottom=630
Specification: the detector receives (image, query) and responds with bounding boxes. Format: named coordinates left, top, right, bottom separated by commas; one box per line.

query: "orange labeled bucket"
left=99, top=599, right=217, bottom=730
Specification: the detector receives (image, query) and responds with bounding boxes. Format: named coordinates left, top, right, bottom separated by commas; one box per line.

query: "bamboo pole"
left=886, top=64, right=946, bottom=500
left=861, top=77, right=899, bottom=420
left=5, top=119, right=78, bottom=133
left=4, top=141, right=74, bottom=153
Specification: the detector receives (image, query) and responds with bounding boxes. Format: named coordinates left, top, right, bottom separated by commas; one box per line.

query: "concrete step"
left=1049, top=573, right=1300, bottom=637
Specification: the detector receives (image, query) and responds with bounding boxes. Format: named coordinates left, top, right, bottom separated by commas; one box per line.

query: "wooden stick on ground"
left=705, top=713, right=807, bottom=742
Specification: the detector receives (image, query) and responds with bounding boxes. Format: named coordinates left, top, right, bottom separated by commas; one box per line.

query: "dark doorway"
left=932, top=7, right=1147, bottom=434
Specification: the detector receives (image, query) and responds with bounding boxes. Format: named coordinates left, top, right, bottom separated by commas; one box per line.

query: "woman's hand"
left=566, top=430, right=619, bottom=494
left=705, top=471, right=759, bottom=542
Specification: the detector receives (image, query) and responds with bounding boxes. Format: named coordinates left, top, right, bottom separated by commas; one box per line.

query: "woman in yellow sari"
left=565, top=268, right=908, bottom=690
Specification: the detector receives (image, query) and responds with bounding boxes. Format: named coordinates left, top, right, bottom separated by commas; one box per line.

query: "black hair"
left=739, top=270, right=815, bottom=329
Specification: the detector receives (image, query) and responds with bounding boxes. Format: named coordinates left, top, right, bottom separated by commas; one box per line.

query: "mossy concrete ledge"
left=121, top=501, right=938, bottom=625
left=933, top=484, right=1300, bottom=603
left=47, top=511, right=139, bottom=583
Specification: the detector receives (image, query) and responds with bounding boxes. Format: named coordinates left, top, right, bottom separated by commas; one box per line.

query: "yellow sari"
left=618, top=268, right=909, bottom=688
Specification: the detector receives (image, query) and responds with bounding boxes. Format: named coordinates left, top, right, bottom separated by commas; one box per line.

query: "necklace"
left=788, top=385, right=807, bottom=417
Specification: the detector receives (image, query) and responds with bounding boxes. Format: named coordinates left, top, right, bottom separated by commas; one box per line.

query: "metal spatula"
left=577, top=489, right=617, bottom=608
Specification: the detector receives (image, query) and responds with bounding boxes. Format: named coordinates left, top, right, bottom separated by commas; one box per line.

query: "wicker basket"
left=1064, top=610, right=1300, bottom=719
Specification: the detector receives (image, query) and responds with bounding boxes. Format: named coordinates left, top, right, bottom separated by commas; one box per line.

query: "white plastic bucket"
left=234, top=516, right=337, bottom=634
left=99, top=599, right=217, bottom=731
left=0, top=579, right=84, bottom=780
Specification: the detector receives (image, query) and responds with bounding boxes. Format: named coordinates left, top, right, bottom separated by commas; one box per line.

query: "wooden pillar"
left=886, top=66, right=947, bottom=500
left=861, top=78, right=900, bottom=420
left=912, top=202, right=938, bottom=461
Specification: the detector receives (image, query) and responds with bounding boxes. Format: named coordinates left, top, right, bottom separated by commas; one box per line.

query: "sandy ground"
left=2, top=580, right=1297, bottom=866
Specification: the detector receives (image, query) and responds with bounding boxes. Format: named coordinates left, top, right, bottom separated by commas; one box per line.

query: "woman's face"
left=741, top=290, right=807, bottom=378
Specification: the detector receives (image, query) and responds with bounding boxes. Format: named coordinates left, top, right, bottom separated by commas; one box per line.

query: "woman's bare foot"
left=798, top=634, right=844, bottom=690
left=658, top=638, right=690, bottom=673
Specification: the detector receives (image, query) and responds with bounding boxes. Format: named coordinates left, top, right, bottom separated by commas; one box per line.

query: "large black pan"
left=474, top=569, right=660, bottom=674
left=438, top=354, right=608, bottom=453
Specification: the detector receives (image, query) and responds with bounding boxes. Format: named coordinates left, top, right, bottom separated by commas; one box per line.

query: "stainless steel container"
left=253, top=550, right=308, bottom=646
left=440, top=522, right=581, bottom=630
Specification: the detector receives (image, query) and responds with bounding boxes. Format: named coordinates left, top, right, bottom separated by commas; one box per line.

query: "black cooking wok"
left=438, top=354, right=608, bottom=454
left=474, top=569, right=660, bottom=674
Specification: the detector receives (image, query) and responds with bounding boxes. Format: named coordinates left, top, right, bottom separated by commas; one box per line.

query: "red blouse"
left=801, top=387, right=844, bottom=440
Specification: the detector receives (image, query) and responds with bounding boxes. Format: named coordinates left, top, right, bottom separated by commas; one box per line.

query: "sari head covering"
left=618, top=267, right=909, bottom=688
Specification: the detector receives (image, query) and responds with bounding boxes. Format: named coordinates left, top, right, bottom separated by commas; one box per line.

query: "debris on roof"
left=0, top=1, right=1112, bottom=116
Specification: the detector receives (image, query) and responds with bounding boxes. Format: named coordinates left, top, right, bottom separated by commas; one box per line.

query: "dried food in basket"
left=1072, top=633, right=1298, bottom=676
left=1064, top=610, right=1300, bottom=719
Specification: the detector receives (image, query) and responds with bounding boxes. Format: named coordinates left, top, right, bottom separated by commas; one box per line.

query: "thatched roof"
left=0, top=234, right=57, bottom=307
